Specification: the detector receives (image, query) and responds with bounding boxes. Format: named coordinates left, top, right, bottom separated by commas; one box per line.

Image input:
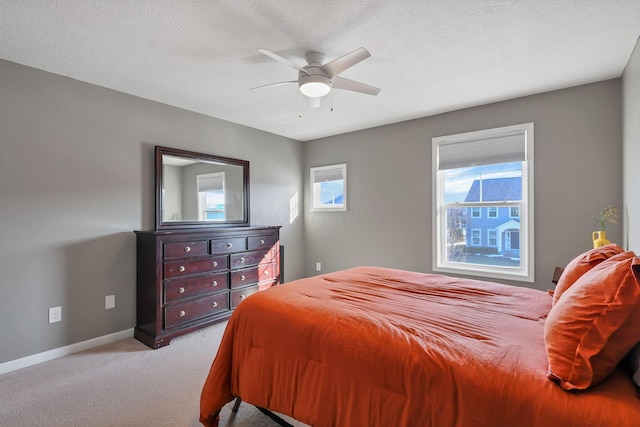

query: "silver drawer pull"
left=179, top=310, right=186, bottom=317
left=211, top=280, right=218, bottom=287
left=240, top=257, right=245, bottom=263
left=260, top=239, right=265, bottom=245
left=178, top=266, right=186, bottom=273
left=184, top=246, right=191, bottom=253
left=211, top=301, right=218, bottom=308
left=264, top=270, right=270, bottom=276
left=178, top=287, right=185, bottom=294
left=240, top=295, right=246, bottom=300
left=212, top=261, right=218, bottom=267
left=240, top=275, right=246, bottom=281
left=226, top=242, right=233, bottom=248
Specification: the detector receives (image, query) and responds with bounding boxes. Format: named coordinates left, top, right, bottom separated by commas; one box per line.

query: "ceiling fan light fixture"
left=299, top=75, right=331, bottom=98
left=255, top=48, right=380, bottom=103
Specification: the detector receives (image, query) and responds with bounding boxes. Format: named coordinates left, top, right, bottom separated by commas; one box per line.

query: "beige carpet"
left=0, top=322, right=281, bottom=426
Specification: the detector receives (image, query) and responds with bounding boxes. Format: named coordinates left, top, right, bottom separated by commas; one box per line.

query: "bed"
left=200, top=262, right=640, bottom=427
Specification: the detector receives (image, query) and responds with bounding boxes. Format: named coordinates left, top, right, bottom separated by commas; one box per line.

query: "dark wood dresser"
left=134, top=225, right=281, bottom=348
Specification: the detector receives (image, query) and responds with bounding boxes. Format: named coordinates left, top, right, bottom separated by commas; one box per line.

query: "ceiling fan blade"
left=250, top=81, right=297, bottom=90
left=258, top=49, right=310, bottom=75
left=331, top=76, right=380, bottom=96
left=321, top=47, right=371, bottom=78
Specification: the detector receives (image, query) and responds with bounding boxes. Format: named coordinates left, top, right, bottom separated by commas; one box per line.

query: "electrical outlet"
left=105, top=295, right=115, bottom=309
left=49, top=306, right=62, bottom=323
left=316, top=262, right=322, bottom=272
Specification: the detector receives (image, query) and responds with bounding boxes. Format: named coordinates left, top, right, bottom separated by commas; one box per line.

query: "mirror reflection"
left=155, top=146, right=249, bottom=229
left=162, top=155, right=245, bottom=223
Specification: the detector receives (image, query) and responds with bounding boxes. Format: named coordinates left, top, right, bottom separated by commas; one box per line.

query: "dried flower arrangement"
left=594, top=206, right=618, bottom=231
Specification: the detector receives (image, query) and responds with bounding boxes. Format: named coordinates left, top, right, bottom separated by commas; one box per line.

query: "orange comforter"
left=200, top=267, right=640, bottom=427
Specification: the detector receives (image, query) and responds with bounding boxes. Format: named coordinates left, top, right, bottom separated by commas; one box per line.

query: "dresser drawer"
left=229, top=248, right=274, bottom=269
left=164, top=293, right=229, bottom=328
left=163, top=240, right=208, bottom=259
left=210, top=237, right=246, bottom=254
left=230, top=267, right=258, bottom=288
left=164, top=272, right=228, bottom=303
left=230, top=285, right=260, bottom=309
left=247, top=233, right=277, bottom=250
left=258, top=262, right=276, bottom=283
left=164, top=255, right=228, bottom=279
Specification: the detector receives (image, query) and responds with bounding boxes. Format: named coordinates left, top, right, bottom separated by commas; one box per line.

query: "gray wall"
left=0, top=59, right=305, bottom=364
left=304, top=79, right=623, bottom=290
left=623, top=37, right=640, bottom=251
left=0, top=56, right=631, bottom=366
left=163, top=164, right=183, bottom=220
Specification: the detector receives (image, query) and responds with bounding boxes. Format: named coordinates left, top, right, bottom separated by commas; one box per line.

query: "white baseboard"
left=0, top=328, right=135, bottom=376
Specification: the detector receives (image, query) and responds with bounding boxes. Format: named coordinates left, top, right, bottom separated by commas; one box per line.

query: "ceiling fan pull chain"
left=298, top=91, right=303, bottom=118
left=330, top=88, right=334, bottom=112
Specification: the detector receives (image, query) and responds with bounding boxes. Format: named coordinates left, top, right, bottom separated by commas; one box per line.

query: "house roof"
left=496, top=219, right=521, bottom=233
left=464, top=177, right=522, bottom=202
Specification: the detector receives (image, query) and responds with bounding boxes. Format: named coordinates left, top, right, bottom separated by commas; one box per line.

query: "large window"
left=310, top=164, right=347, bottom=211
left=432, top=123, right=534, bottom=282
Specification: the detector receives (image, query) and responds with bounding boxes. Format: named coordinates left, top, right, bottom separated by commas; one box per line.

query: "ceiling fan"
left=251, top=47, right=381, bottom=108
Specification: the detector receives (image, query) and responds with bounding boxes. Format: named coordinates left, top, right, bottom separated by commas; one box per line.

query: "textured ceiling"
left=1, top=1, right=639, bottom=141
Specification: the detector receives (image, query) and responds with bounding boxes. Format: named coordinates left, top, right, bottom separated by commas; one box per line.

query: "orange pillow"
left=552, top=243, right=624, bottom=305
left=544, top=251, right=640, bottom=390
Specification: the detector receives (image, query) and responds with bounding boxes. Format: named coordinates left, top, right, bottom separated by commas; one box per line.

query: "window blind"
left=313, top=167, right=344, bottom=182
left=197, top=173, right=224, bottom=192
left=437, top=130, right=527, bottom=170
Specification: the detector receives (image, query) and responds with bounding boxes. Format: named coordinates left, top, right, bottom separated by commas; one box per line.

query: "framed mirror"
left=155, top=146, right=250, bottom=229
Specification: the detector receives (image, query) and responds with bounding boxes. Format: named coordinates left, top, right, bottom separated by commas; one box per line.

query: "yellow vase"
left=592, top=230, right=610, bottom=248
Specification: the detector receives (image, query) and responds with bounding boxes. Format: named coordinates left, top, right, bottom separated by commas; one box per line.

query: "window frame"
left=310, top=163, right=347, bottom=212
left=432, top=123, right=534, bottom=282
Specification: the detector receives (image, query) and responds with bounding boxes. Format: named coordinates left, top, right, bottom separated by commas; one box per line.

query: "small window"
left=310, top=164, right=346, bottom=211
left=471, top=207, right=481, bottom=218
left=488, top=230, right=498, bottom=247
left=510, top=207, right=520, bottom=218
left=471, top=229, right=481, bottom=246
left=488, top=207, right=498, bottom=218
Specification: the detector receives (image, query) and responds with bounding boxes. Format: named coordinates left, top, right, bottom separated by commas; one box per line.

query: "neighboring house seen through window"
left=432, top=123, right=534, bottom=282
